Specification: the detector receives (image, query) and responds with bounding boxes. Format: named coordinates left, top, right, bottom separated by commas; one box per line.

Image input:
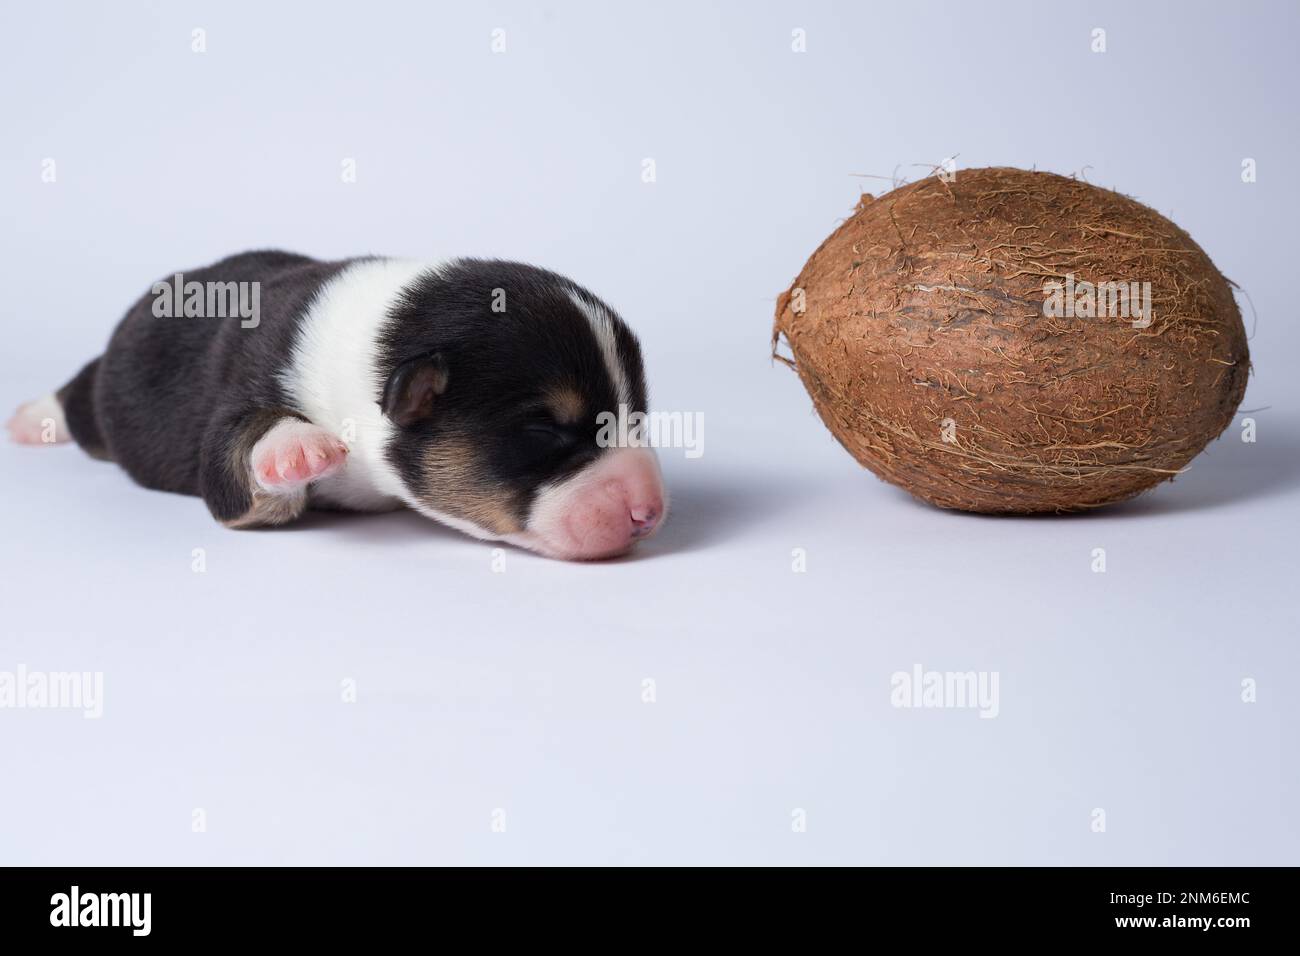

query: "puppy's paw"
left=251, top=419, right=348, bottom=491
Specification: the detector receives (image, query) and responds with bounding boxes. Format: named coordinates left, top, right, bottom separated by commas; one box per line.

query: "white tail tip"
left=6, top=394, right=70, bottom=445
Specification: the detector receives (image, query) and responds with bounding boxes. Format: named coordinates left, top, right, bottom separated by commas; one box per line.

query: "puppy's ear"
left=381, top=353, right=449, bottom=427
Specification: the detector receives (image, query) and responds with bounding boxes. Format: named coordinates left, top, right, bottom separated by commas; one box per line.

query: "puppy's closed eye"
left=522, top=422, right=580, bottom=453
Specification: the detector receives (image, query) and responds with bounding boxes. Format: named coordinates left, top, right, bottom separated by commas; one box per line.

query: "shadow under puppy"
left=7, top=251, right=667, bottom=560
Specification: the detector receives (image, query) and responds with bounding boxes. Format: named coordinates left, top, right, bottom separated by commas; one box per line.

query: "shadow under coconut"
left=895, top=421, right=1300, bottom=521
left=1108, top=424, right=1300, bottom=517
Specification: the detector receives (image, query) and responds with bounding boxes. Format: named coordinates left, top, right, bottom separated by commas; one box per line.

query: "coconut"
left=772, top=167, right=1250, bottom=513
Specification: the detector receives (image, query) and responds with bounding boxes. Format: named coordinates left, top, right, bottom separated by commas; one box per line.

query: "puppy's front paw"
left=251, top=420, right=348, bottom=491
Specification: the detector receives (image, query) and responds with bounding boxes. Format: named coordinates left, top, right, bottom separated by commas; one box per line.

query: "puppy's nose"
left=630, top=504, right=660, bottom=537
left=522, top=447, right=668, bottom=559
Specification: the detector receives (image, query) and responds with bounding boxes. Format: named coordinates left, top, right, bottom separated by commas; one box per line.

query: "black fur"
left=60, top=251, right=356, bottom=522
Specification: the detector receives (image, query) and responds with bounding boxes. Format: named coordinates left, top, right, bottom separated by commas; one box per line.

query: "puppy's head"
left=378, top=260, right=666, bottom=560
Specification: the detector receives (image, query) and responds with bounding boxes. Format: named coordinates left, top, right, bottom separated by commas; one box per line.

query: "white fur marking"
left=6, top=393, right=69, bottom=445
left=567, top=289, right=631, bottom=408
left=279, top=258, right=443, bottom=512
left=281, top=256, right=517, bottom=542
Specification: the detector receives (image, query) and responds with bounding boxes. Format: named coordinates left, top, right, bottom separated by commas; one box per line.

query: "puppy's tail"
left=7, top=357, right=108, bottom=458
left=7, top=392, right=70, bottom=445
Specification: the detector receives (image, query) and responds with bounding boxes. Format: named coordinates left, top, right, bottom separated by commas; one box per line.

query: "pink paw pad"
left=251, top=421, right=348, bottom=490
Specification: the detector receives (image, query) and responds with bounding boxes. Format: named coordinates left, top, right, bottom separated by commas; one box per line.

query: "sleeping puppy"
left=7, top=251, right=667, bottom=560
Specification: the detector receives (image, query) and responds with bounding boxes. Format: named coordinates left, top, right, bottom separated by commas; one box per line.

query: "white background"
left=1, top=0, right=1296, bottom=864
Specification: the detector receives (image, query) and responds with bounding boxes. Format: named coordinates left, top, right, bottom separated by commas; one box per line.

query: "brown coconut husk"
left=772, top=167, right=1250, bottom=513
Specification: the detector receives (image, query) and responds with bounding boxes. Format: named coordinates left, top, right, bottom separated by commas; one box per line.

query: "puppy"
left=7, top=251, right=667, bottom=560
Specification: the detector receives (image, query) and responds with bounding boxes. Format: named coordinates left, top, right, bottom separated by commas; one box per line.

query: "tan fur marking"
left=421, top=437, right=525, bottom=535
left=546, top=387, right=585, bottom=425
left=223, top=488, right=308, bottom=529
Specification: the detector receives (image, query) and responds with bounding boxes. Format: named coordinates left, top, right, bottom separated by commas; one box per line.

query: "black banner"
left=0, top=867, right=1280, bottom=942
